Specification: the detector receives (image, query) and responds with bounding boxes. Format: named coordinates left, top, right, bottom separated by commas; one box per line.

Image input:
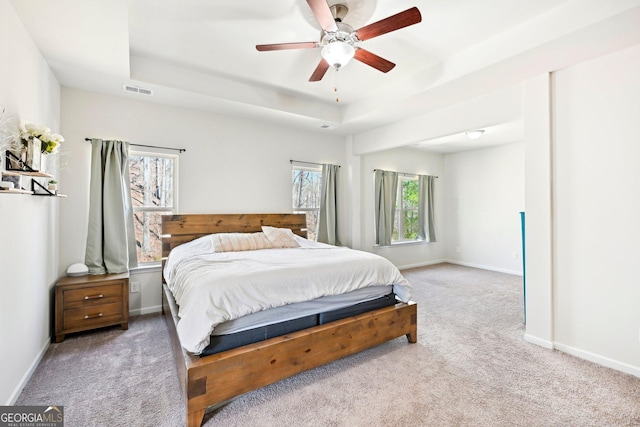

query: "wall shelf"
left=2, top=151, right=62, bottom=196
left=0, top=188, right=33, bottom=195
left=2, top=170, right=53, bottom=178
left=0, top=185, right=65, bottom=196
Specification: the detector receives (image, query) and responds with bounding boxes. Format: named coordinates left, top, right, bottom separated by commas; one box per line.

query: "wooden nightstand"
left=55, top=273, right=129, bottom=343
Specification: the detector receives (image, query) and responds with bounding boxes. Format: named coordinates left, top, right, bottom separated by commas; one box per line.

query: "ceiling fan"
left=256, top=0, right=422, bottom=82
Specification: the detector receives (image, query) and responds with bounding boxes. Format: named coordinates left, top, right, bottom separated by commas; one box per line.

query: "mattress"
left=201, top=287, right=397, bottom=356
left=212, top=285, right=394, bottom=335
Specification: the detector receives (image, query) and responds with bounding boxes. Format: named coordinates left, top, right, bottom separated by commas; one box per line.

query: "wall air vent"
left=122, top=84, right=154, bottom=96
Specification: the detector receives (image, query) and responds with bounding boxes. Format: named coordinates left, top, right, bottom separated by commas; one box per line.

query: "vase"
left=40, top=154, right=47, bottom=174
left=25, top=137, right=42, bottom=172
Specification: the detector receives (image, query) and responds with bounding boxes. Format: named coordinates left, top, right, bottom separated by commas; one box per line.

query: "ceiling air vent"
left=122, top=84, right=154, bottom=96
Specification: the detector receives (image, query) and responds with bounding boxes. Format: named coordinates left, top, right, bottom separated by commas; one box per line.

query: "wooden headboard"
left=161, top=213, right=307, bottom=259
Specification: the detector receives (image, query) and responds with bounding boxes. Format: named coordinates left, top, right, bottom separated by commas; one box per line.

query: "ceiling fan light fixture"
left=465, top=130, right=485, bottom=140
left=321, top=41, right=355, bottom=69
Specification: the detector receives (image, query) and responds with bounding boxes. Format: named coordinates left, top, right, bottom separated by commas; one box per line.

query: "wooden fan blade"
left=355, top=7, right=422, bottom=41
left=256, top=42, right=319, bottom=51
left=354, top=48, right=396, bottom=73
left=306, top=0, right=338, bottom=32
left=309, top=58, right=330, bottom=82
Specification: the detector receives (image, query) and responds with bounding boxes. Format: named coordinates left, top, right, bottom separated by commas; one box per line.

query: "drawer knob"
left=84, top=294, right=104, bottom=300
left=84, top=313, right=104, bottom=319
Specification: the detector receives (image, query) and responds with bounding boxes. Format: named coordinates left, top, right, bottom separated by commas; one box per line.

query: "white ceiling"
left=10, top=0, right=640, bottom=153
left=409, top=122, right=524, bottom=154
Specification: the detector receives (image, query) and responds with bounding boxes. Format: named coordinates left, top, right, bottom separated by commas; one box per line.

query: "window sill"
left=374, top=240, right=429, bottom=248
left=130, top=263, right=162, bottom=274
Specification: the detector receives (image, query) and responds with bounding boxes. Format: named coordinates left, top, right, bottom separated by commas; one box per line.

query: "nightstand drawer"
left=64, top=283, right=124, bottom=308
left=63, top=302, right=123, bottom=330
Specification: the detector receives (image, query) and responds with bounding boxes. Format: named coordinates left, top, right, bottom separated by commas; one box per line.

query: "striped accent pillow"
left=211, top=232, right=274, bottom=252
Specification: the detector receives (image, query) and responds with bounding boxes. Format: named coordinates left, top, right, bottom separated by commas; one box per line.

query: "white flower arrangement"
left=21, top=122, right=64, bottom=154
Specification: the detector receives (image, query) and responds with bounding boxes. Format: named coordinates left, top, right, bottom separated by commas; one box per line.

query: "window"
left=375, top=170, right=435, bottom=246
left=129, top=151, right=178, bottom=264
left=292, top=163, right=322, bottom=240
left=393, top=176, right=419, bottom=242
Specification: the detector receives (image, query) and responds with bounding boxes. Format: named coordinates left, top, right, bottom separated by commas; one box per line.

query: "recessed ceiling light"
left=465, top=130, right=485, bottom=140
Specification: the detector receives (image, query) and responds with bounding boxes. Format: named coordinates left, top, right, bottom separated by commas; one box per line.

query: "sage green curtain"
left=317, top=163, right=340, bottom=245
left=85, top=139, right=138, bottom=274
left=418, top=174, right=437, bottom=242
left=374, top=169, right=398, bottom=246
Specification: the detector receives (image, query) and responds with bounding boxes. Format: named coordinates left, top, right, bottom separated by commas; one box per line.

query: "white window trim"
left=393, top=175, right=420, bottom=244
left=292, top=163, right=322, bottom=241
left=130, top=150, right=179, bottom=212
left=130, top=150, right=179, bottom=265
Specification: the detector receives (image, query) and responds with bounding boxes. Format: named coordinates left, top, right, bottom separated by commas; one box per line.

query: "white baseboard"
left=396, top=259, right=523, bottom=276
left=398, top=259, right=448, bottom=270
left=7, top=338, right=50, bottom=405
left=443, top=259, right=523, bottom=276
left=523, top=333, right=555, bottom=349
left=554, top=342, right=640, bottom=379
left=523, top=336, right=640, bottom=379
left=129, top=305, right=162, bottom=317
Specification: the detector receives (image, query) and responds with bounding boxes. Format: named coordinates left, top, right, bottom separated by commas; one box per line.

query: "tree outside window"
left=129, top=152, right=178, bottom=264
left=292, top=164, right=322, bottom=240
left=393, top=176, right=419, bottom=242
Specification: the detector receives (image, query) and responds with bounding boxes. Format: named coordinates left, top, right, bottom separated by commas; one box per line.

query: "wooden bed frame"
left=161, top=213, right=417, bottom=427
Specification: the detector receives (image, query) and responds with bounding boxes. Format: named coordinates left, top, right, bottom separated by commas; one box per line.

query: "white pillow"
left=261, top=226, right=300, bottom=248
left=211, top=232, right=273, bottom=252
left=293, top=234, right=335, bottom=249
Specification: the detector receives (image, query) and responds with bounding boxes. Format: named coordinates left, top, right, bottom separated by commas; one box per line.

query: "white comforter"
left=164, top=235, right=412, bottom=354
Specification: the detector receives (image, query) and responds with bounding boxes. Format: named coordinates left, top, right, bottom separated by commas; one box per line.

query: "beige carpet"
left=16, top=263, right=640, bottom=426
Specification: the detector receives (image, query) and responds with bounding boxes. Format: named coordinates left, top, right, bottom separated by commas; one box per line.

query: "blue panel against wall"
left=520, top=211, right=526, bottom=324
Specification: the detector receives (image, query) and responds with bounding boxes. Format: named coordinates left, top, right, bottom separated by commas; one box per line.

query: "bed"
left=161, top=213, right=417, bottom=427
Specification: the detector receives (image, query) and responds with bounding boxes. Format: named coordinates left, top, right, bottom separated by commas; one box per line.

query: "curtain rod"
left=84, top=138, right=186, bottom=153
left=290, top=159, right=340, bottom=168
left=373, top=169, right=438, bottom=178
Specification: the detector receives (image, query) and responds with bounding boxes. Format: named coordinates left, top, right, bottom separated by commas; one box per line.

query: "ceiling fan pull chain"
left=334, top=68, right=340, bottom=102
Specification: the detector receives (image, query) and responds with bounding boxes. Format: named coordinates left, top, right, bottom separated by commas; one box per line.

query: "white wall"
left=359, top=147, right=446, bottom=268
left=60, top=87, right=349, bottom=314
left=523, top=74, right=554, bottom=348
left=0, top=0, right=61, bottom=404
left=444, top=143, right=525, bottom=274
left=551, top=44, right=640, bottom=373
